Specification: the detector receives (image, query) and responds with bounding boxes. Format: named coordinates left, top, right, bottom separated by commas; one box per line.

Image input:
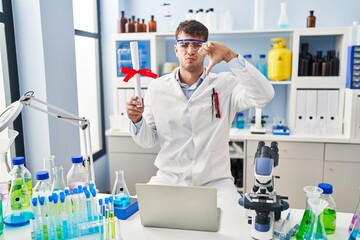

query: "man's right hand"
left=126, top=96, right=144, bottom=123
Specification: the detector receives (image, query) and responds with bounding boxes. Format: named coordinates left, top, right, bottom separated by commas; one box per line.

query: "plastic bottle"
left=206, top=8, right=217, bottom=32
left=318, top=183, right=337, bottom=234
left=268, top=38, right=292, bottom=81
left=33, top=171, right=52, bottom=199
left=148, top=15, right=157, bottom=32
left=256, top=54, right=268, bottom=78
left=67, top=155, right=89, bottom=192
left=307, top=10, right=316, bottom=28
left=4, top=156, right=33, bottom=227
left=277, top=2, right=289, bottom=29
left=235, top=112, right=245, bottom=129
left=118, top=10, right=127, bottom=33
left=222, top=10, right=233, bottom=32
left=196, top=9, right=206, bottom=25
left=254, top=0, right=264, bottom=30
left=243, top=54, right=254, bottom=66
left=349, top=186, right=360, bottom=233
left=185, top=9, right=195, bottom=20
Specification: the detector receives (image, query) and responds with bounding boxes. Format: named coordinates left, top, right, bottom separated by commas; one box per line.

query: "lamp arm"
left=19, top=91, right=96, bottom=184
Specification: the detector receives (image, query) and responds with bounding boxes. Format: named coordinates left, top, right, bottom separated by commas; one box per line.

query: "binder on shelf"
left=346, top=45, right=360, bottom=89
left=295, top=90, right=306, bottom=134
left=305, top=90, right=317, bottom=134
left=327, top=90, right=340, bottom=135
left=117, top=88, right=127, bottom=115
left=317, top=90, right=328, bottom=135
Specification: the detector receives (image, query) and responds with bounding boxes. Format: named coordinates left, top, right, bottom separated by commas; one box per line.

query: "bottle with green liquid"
left=4, top=156, right=33, bottom=227
left=318, top=183, right=336, bottom=234
left=296, top=186, right=323, bottom=239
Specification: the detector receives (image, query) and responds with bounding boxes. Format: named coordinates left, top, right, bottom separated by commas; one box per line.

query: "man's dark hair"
left=175, top=20, right=208, bottom=41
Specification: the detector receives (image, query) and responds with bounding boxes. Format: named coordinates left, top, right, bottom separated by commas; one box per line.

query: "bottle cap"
left=318, top=183, right=333, bottom=194
left=236, top=112, right=244, bottom=117
left=260, top=54, right=266, bottom=58
left=36, top=171, right=49, bottom=180
left=12, top=156, right=25, bottom=165
left=243, top=54, right=252, bottom=59
left=71, top=155, right=83, bottom=164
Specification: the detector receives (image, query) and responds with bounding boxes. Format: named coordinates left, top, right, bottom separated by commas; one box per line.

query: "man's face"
left=174, top=32, right=207, bottom=73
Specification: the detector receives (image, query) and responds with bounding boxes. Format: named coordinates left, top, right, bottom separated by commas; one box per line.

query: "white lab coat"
left=130, top=57, right=274, bottom=187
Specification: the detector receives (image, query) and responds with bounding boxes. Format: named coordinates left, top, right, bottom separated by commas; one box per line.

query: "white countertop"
left=105, top=128, right=354, bottom=143
left=1, top=195, right=353, bottom=240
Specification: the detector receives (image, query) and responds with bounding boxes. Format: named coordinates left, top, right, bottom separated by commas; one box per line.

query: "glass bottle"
left=33, top=171, right=52, bottom=199
left=318, top=183, right=336, bottom=234
left=296, top=186, right=323, bottom=239
left=0, top=129, right=18, bottom=201
left=256, top=54, right=268, bottom=78
left=141, top=19, right=147, bottom=32
left=349, top=185, right=360, bottom=233
left=4, top=156, right=33, bottom=227
left=51, top=166, right=66, bottom=192
left=135, top=18, right=141, bottom=33
left=235, top=112, right=245, bottom=129
left=66, top=155, right=89, bottom=192
left=128, top=16, right=135, bottom=33
left=307, top=10, right=316, bottom=28
left=112, top=170, right=131, bottom=208
left=149, top=15, right=157, bottom=32
left=277, top=2, right=289, bottom=29
left=118, top=10, right=127, bottom=33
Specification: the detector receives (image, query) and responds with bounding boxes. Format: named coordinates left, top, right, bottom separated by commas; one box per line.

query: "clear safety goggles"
left=176, top=39, right=206, bottom=50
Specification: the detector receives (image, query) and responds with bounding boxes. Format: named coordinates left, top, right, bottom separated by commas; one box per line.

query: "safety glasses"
left=176, top=39, right=206, bottom=51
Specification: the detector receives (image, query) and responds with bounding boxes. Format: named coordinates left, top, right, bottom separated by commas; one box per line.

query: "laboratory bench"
left=106, top=129, right=360, bottom=213
left=0, top=193, right=354, bottom=240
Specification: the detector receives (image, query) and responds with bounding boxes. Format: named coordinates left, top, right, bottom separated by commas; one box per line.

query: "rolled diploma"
left=130, top=41, right=142, bottom=107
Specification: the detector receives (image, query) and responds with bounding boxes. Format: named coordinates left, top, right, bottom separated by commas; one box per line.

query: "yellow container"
left=268, top=38, right=292, bottom=81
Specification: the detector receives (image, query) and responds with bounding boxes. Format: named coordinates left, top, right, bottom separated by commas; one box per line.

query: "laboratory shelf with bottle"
left=107, top=25, right=360, bottom=213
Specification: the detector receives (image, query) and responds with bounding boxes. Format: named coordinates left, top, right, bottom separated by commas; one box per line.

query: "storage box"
left=346, top=45, right=360, bottom=89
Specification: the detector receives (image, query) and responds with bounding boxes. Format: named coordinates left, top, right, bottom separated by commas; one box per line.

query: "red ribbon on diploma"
left=120, top=67, right=158, bottom=82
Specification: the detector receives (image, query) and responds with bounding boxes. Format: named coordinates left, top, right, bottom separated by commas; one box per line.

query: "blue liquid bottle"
left=257, top=54, right=268, bottom=78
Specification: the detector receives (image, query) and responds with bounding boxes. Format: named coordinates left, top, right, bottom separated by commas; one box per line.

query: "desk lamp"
left=0, top=91, right=96, bottom=185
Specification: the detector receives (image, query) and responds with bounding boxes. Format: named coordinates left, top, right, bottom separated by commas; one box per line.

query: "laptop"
left=135, top=183, right=221, bottom=232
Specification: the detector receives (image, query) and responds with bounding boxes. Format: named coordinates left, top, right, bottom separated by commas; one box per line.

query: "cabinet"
left=324, top=143, right=360, bottom=213
left=245, top=140, right=324, bottom=209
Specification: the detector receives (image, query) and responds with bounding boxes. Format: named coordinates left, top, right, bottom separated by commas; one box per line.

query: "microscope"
left=239, top=141, right=289, bottom=240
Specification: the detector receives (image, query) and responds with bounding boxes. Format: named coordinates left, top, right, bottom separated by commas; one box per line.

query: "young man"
left=126, top=20, right=274, bottom=205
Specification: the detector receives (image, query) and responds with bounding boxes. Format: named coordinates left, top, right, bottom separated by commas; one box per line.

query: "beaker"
left=51, top=166, right=66, bottom=192
left=112, top=170, right=130, bottom=208
left=43, top=155, right=55, bottom=183
left=0, top=129, right=18, bottom=201
left=304, top=197, right=328, bottom=240
left=297, top=186, right=323, bottom=239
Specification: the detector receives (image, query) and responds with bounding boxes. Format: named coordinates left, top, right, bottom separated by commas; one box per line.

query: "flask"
left=33, top=171, right=52, bottom=199
left=277, top=2, right=289, bottom=29
left=206, top=8, right=217, bottom=32
left=0, top=129, right=18, bottom=201
left=256, top=54, right=268, bottom=78
left=235, top=112, right=245, bottom=129
left=296, top=186, right=323, bottom=239
left=118, top=10, right=127, bottom=33
left=254, top=0, right=264, bottom=30
left=185, top=9, right=195, bottom=20
left=307, top=10, right=316, bottom=28
left=4, top=156, right=33, bottom=227
left=51, top=166, right=66, bottom=192
left=222, top=10, right=233, bottom=32
left=318, top=183, right=336, bottom=234
left=349, top=185, right=360, bottom=233
left=268, top=38, right=292, bottom=81
left=112, top=170, right=131, bottom=208
left=43, top=155, right=55, bottom=184
left=149, top=15, right=157, bottom=32
left=66, top=155, right=89, bottom=192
